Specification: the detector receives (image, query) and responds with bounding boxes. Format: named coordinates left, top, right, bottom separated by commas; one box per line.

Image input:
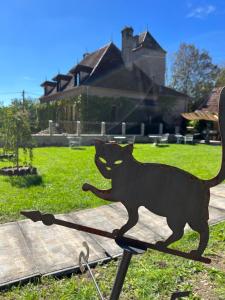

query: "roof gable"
left=136, top=31, right=166, bottom=53
left=88, top=42, right=123, bottom=80
left=69, top=44, right=110, bottom=74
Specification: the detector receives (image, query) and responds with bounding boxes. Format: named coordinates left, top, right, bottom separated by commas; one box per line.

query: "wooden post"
left=101, top=122, right=106, bottom=136
left=77, top=121, right=81, bottom=136
left=122, top=122, right=126, bottom=136
left=49, top=120, right=53, bottom=136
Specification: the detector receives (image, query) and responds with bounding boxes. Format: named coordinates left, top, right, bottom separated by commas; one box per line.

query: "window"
left=57, top=81, right=61, bottom=92
left=77, top=73, right=80, bottom=86
left=74, top=73, right=80, bottom=86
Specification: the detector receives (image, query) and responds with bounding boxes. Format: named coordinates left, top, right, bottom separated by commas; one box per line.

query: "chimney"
left=121, top=26, right=135, bottom=68
left=83, top=52, right=90, bottom=59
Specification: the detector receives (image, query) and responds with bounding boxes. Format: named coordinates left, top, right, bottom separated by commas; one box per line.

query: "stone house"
left=40, top=26, right=189, bottom=133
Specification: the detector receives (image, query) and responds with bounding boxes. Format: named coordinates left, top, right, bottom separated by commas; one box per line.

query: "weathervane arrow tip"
left=20, top=210, right=42, bottom=222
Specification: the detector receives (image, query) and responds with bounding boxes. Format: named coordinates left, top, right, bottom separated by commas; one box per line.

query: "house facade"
left=40, top=26, right=189, bottom=133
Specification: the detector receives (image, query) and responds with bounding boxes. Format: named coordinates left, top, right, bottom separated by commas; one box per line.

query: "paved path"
left=0, top=185, right=225, bottom=289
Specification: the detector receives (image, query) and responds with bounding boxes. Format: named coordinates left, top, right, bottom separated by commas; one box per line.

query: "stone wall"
left=133, top=48, right=166, bottom=86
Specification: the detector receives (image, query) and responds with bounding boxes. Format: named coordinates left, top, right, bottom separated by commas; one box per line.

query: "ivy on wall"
left=37, top=94, right=147, bottom=129
left=37, top=93, right=182, bottom=132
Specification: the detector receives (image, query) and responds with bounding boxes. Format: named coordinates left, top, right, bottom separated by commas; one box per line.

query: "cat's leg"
left=156, top=217, right=186, bottom=247
left=82, top=183, right=117, bottom=201
left=188, top=220, right=209, bottom=257
left=114, top=208, right=139, bottom=237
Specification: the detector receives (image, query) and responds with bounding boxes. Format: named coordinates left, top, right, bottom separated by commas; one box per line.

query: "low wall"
left=32, top=134, right=150, bottom=147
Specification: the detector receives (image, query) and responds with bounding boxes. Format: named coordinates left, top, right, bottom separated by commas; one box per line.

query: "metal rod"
left=109, top=250, right=133, bottom=300
left=20, top=211, right=211, bottom=264
left=83, top=259, right=104, bottom=300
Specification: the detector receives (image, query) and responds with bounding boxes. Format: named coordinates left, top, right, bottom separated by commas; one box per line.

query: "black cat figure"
left=83, top=87, right=225, bottom=257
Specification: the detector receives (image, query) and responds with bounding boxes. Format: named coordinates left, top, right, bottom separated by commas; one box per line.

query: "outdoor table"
left=148, top=135, right=162, bottom=146
left=175, top=134, right=184, bottom=144
left=113, top=136, right=127, bottom=144
left=67, top=136, right=81, bottom=147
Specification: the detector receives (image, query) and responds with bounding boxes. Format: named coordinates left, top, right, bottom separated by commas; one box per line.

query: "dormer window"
left=77, top=73, right=80, bottom=86
left=40, top=81, right=56, bottom=96
left=69, top=65, right=92, bottom=86
left=74, top=73, right=80, bottom=86
left=57, top=81, right=61, bottom=92
left=52, top=74, right=72, bottom=93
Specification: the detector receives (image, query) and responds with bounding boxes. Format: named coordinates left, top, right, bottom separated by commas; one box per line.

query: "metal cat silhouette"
left=83, top=87, right=225, bottom=258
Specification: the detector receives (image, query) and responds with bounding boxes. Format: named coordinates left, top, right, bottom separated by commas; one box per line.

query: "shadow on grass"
left=171, top=291, right=191, bottom=299
left=156, top=144, right=170, bottom=148
left=70, top=147, right=86, bottom=151
left=7, top=175, right=44, bottom=188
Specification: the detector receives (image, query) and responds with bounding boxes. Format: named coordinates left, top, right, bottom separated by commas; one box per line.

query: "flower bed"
left=0, top=166, right=37, bottom=176
left=0, top=154, right=15, bottom=159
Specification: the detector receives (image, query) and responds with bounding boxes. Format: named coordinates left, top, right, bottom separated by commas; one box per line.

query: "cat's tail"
left=205, top=86, right=225, bottom=188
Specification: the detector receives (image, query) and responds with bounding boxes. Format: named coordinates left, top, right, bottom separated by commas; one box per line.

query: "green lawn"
left=1, top=221, right=225, bottom=299
left=0, top=144, right=222, bottom=223
left=0, top=144, right=224, bottom=299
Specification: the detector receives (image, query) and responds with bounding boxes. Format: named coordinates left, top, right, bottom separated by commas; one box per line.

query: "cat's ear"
left=94, top=139, right=104, bottom=150
left=95, top=139, right=104, bottom=145
left=123, top=144, right=133, bottom=154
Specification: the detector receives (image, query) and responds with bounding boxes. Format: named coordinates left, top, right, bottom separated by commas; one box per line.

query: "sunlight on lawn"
left=0, top=144, right=222, bottom=223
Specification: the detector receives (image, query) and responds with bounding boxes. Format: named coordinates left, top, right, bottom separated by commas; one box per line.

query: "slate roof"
left=201, top=87, right=224, bottom=113
left=134, top=31, right=166, bottom=53
left=69, top=44, right=109, bottom=73
left=40, top=34, right=179, bottom=100
left=181, top=87, right=224, bottom=121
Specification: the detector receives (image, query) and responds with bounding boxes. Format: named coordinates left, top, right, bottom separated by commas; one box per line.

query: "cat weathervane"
left=22, top=87, right=225, bottom=299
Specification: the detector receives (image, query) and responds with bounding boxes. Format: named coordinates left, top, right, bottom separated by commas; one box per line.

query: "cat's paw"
left=82, top=183, right=91, bottom=191
left=155, top=241, right=167, bottom=249
left=189, top=249, right=202, bottom=258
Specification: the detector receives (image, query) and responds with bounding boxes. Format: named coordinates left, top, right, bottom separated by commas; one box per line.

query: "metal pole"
left=109, top=250, right=133, bottom=300
left=22, top=90, right=25, bottom=111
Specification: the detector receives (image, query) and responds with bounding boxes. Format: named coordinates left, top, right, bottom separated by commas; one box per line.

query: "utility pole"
left=22, top=90, right=25, bottom=111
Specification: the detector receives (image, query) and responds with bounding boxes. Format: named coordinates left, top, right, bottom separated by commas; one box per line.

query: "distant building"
left=182, top=87, right=223, bottom=122
left=40, top=26, right=189, bottom=133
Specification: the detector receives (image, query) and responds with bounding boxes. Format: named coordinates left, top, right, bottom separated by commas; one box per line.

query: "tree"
left=10, top=98, right=39, bottom=133
left=170, top=43, right=219, bottom=109
left=2, top=105, right=34, bottom=169
left=215, top=67, right=225, bottom=87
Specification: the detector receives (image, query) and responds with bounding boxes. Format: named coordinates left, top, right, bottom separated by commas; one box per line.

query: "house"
left=182, top=87, right=223, bottom=122
left=40, top=26, right=189, bottom=134
left=182, top=87, right=223, bottom=139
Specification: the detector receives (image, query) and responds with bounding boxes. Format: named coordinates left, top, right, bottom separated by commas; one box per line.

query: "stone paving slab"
left=0, top=185, right=224, bottom=289
left=0, top=222, right=39, bottom=287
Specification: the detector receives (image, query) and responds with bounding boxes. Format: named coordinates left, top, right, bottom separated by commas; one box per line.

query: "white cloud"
left=187, top=4, right=216, bottom=18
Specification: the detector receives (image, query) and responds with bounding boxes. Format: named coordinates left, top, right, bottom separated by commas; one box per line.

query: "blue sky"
left=0, top=0, right=224, bottom=104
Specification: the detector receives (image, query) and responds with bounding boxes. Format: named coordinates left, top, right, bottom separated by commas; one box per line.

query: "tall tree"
left=215, top=67, right=225, bottom=87
left=170, top=43, right=219, bottom=109
left=2, top=104, right=34, bottom=169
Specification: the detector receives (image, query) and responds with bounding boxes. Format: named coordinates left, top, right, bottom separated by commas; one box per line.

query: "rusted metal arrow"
left=21, top=210, right=211, bottom=264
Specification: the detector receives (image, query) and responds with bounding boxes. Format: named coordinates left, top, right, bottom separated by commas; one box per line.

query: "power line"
left=0, top=92, right=21, bottom=95
left=0, top=91, right=41, bottom=97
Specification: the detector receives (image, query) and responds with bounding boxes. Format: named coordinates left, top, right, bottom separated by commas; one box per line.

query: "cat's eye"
left=99, top=157, right=106, bottom=164
left=114, top=160, right=123, bottom=165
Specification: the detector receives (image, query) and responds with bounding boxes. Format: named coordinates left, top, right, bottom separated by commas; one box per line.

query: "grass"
left=0, top=144, right=222, bottom=223
left=0, top=144, right=224, bottom=299
left=1, top=221, right=224, bottom=299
